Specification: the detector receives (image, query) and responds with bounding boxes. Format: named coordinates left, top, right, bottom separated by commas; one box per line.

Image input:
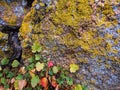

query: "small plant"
left=0, top=42, right=86, bottom=90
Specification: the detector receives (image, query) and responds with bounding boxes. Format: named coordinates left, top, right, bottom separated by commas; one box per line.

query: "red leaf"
left=48, top=61, right=54, bottom=67
left=40, top=77, right=48, bottom=88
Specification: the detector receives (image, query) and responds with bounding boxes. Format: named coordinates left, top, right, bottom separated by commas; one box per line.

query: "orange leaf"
left=40, top=77, right=48, bottom=88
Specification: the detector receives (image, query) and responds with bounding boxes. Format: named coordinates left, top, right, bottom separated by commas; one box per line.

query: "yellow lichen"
left=0, top=32, right=4, bottom=39
left=51, top=0, right=92, bottom=27
left=20, top=0, right=120, bottom=63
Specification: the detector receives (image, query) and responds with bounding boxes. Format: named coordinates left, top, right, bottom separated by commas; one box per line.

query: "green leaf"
left=28, top=57, right=35, bottom=63
left=12, top=60, right=20, bottom=67
left=1, top=77, right=6, bottom=85
left=57, top=78, right=64, bottom=85
left=35, top=54, right=41, bottom=60
left=16, top=74, right=23, bottom=80
left=74, top=84, right=82, bottom=90
left=1, top=58, right=9, bottom=65
left=70, top=64, right=79, bottom=73
left=48, top=70, right=53, bottom=75
left=52, top=66, right=58, bottom=74
left=66, top=77, right=73, bottom=85
left=27, top=63, right=35, bottom=70
left=82, top=85, right=88, bottom=90
left=24, top=72, right=31, bottom=81
left=7, top=72, right=14, bottom=78
left=32, top=42, right=42, bottom=53
left=35, top=62, right=44, bottom=71
left=31, top=75, right=40, bottom=88
left=4, top=84, right=9, bottom=89
left=60, top=73, right=66, bottom=79
left=0, top=72, right=3, bottom=77
left=3, top=69, right=9, bottom=74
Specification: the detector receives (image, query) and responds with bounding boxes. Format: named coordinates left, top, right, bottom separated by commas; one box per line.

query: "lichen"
left=20, top=0, right=120, bottom=64
left=51, top=0, right=92, bottom=27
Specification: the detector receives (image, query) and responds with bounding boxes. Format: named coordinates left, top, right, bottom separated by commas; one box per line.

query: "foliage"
left=19, top=0, right=120, bottom=64
left=32, top=42, right=42, bottom=53
left=12, top=60, right=20, bottom=68
left=35, top=62, right=44, bottom=71
left=31, top=75, right=40, bottom=88
left=70, top=64, right=79, bottom=73
left=1, top=58, right=9, bottom=65
left=0, top=42, right=80, bottom=90
left=74, top=84, right=82, bottom=90
left=52, top=66, right=58, bottom=74
left=0, top=0, right=120, bottom=89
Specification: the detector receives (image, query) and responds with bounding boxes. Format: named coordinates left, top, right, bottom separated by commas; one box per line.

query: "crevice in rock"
left=0, top=19, right=22, bottom=65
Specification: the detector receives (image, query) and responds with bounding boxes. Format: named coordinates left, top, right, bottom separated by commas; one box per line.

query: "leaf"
left=31, top=75, right=40, bottom=88
left=66, top=77, right=73, bottom=85
left=1, top=58, right=9, bottom=65
left=0, top=66, right=2, bottom=71
left=0, top=86, right=4, bottom=90
left=29, top=69, right=35, bottom=78
left=1, top=77, right=6, bottom=85
left=12, top=60, right=20, bottom=68
left=19, top=67, right=26, bottom=74
left=7, top=72, right=15, bottom=78
left=40, top=77, right=48, bottom=88
left=74, top=84, right=82, bottom=90
left=28, top=57, right=35, bottom=63
left=35, top=62, right=44, bottom=71
left=48, top=70, right=54, bottom=75
left=11, top=78, right=15, bottom=84
left=48, top=61, right=54, bottom=67
left=32, top=42, right=42, bottom=53
left=35, top=54, right=41, bottom=60
left=27, top=63, right=35, bottom=70
left=82, top=85, right=88, bottom=90
left=52, top=66, right=58, bottom=74
left=51, top=76, right=58, bottom=87
left=70, top=64, right=79, bottom=73
left=16, top=74, right=23, bottom=80
left=55, top=85, right=59, bottom=90
left=57, top=78, right=64, bottom=85
left=0, top=72, right=3, bottom=77
left=18, top=80, right=27, bottom=90
left=14, top=80, right=19, bottom=90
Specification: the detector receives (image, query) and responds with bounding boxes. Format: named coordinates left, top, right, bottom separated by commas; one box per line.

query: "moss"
left=20, top=0, right=120, bottom=64
left=20, top=7, right=35, bottom=37
left=96, top=1, right=118, bottom=27
left=51, top=0, right=92, bottom=27
left=0, top=1, right=18, bottom=25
